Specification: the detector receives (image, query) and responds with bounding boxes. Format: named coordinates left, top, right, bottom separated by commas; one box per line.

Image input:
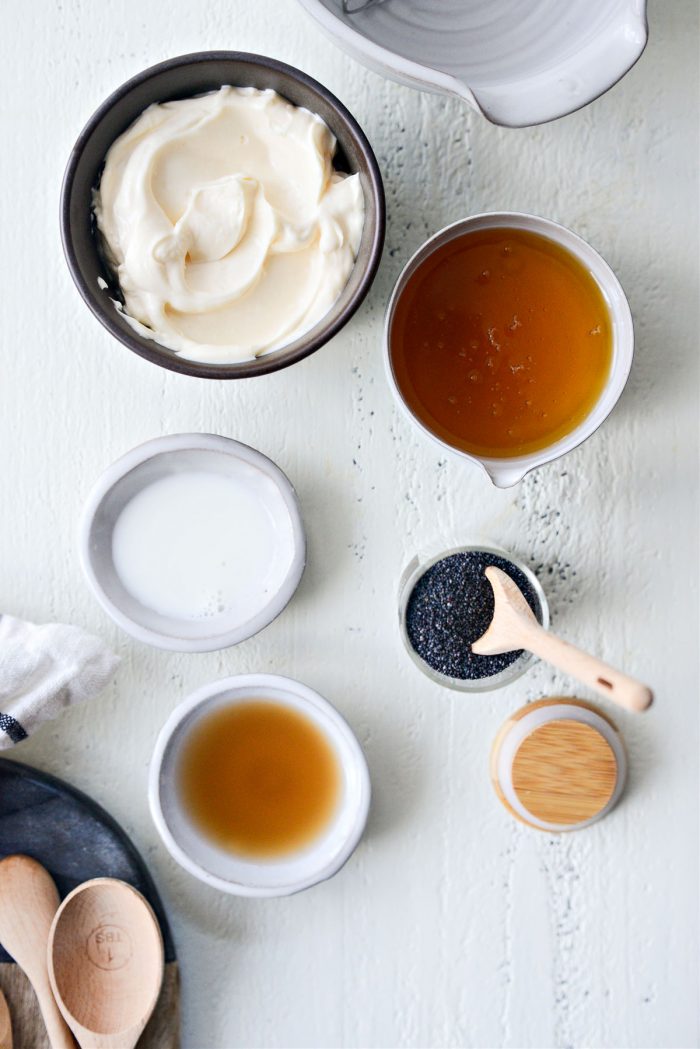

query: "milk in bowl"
left=80, top=435, right=306, bottom=651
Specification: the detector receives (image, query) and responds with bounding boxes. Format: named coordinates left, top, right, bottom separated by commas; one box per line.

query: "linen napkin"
left=0, top=615, right=119, bottom=748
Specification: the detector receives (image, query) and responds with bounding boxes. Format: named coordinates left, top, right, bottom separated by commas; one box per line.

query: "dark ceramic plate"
left=60, top=51, right=385, bottom=379
left=0, top=756, right=175, bottom=964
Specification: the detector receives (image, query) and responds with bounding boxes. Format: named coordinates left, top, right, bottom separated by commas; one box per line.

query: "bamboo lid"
left=491, top=699, right=626, bottom=832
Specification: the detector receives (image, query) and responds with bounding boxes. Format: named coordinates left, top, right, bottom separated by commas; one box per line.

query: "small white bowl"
left=384, top=212, right=634, bottom=489
left=79, top=434, right=305, bottom=651
left=149, top=674, right=371, bottom=897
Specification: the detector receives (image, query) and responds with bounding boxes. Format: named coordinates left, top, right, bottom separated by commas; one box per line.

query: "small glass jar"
left=398, top=543, right=550, bottom=693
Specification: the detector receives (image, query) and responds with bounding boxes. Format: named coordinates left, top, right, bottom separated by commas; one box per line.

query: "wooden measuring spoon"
left=0, top=987, right=12, bottom=1049
left=48, top=878, right=163, bottom=1049
left=0, top=856, right=74, bottom=1049
left=472, top=566, right=653, bottom=713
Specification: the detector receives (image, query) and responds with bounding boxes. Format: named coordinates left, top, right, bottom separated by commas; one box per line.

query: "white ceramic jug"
left=296, top=0, right=648, bottom=127
left=383, top=213, right=634, bottom=488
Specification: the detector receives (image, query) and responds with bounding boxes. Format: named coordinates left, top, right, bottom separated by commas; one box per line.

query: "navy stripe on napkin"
left=0, top=712, right=28, bottom=744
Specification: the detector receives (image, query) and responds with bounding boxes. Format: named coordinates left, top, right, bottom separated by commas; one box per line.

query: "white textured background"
left=1, top=2, right=698, bottom=1047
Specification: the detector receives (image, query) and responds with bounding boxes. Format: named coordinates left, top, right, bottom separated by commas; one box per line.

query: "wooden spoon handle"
left=0, top=987, right=12, bottom=1049
left=524, top=627, right=653, bottom=713
left=35, top=985, right=75, bottom=1049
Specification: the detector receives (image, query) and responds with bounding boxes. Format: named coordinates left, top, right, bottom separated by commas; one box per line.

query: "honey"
left=390, top=227, right=612, bottom=458
left=177, top=700, right=341, bottom=859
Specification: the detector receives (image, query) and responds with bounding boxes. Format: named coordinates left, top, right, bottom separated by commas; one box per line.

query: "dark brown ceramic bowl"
left=60, top=52, right=385, bottom=379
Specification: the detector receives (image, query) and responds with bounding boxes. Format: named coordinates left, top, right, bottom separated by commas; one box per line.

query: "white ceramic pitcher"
left=383, top=212, right=634, bottom=489
left=296, top=0, right=648, bottom=128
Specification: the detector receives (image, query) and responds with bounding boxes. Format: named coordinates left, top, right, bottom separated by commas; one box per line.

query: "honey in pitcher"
left=390, top=227, right=613, bottom=458
left=177, top=700, right=341, bottom=858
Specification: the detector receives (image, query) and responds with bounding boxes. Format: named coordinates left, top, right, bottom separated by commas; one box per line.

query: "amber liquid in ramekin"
left=178, top=701, right=340, bottom=859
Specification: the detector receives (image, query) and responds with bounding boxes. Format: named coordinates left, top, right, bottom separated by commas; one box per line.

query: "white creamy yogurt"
left=111, top=467, right=295, bottom=625
left=94, top=86, right=364, bottom=363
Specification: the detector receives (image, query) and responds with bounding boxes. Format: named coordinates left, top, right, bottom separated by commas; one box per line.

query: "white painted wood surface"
left=0, top=2, right=697, bottom=1046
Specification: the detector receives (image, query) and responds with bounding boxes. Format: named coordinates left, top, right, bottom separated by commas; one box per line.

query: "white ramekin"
left=384, top=212, right=634, bottom=489
left=149, top=675, right=371, bottom=897
left=79, top=434, right=306, bottom=651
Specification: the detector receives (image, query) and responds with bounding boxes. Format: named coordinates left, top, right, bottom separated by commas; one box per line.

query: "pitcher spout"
left=483, top=463, right=529, bottom=489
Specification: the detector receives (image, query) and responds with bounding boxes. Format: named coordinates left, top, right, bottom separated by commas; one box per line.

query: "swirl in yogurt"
left=94, top=86, right=364, bottom=363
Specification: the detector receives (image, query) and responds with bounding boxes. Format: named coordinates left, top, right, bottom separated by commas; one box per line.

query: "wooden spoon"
left=0, top=987, right=12, bottom=1049
left=48, top=878, right=163, bottom=1049
left=0, top=856, right=74, bottom=1049
left=472, top=566, right=653, bottom=713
